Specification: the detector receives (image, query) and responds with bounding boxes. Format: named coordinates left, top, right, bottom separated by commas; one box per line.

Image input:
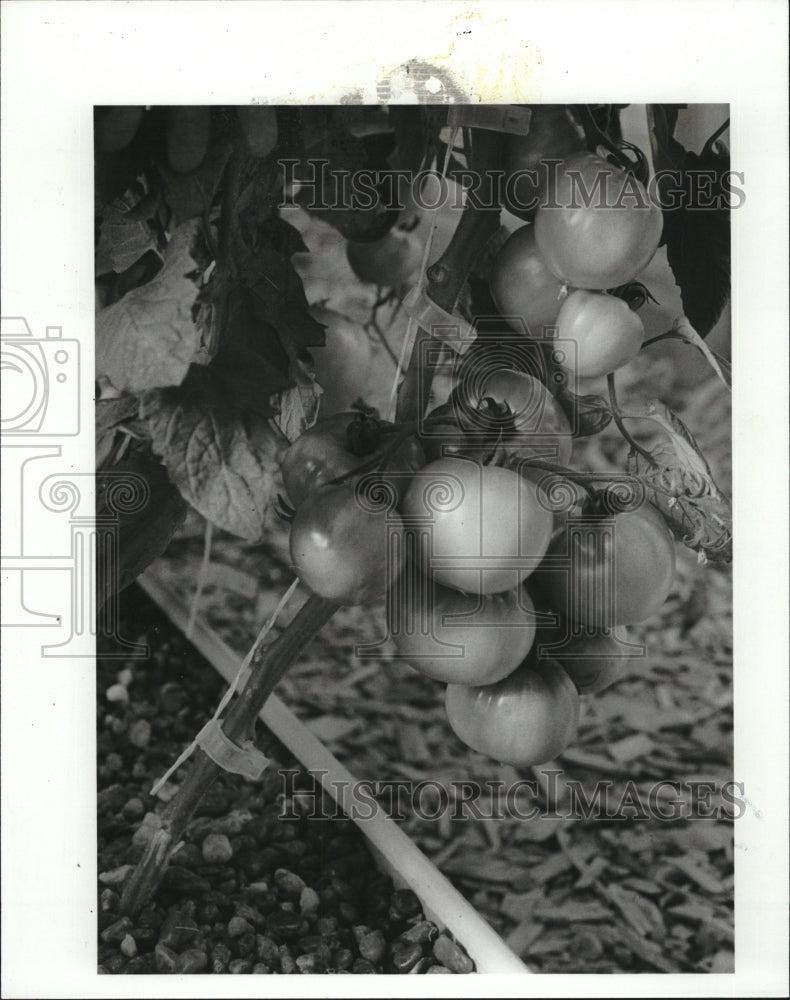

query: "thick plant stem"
left=120, top=593, right=338, bottom=916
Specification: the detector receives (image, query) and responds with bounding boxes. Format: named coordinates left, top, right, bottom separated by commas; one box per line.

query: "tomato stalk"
left=120, top=593, right=339, bottom=916
left=606, top=372, right=657, bottom=467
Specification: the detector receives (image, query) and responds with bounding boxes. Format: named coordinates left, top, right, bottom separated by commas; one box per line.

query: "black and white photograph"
left=1, top=3, right=788, bottom=996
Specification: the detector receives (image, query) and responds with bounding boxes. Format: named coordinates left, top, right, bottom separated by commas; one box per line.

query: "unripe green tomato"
left=165, top=106, right=211, bottom=173
left=534, top=151, right=663, bottom=289
left=503, top=106, right=586, bottom=221
left=290, top=483, right=403, bottom=605
left=555, top=290, right=645, bottom=378
left=538, top=502, right=676, bottom=627
left=346, top=227, right=422, bottom=288
left=389, top=579, right=536, bottom=685
left=445, top=658, right=580, bottom=767
left=489, top=225, right=567, bottom=333
left=533, top=624, right=633, bottom=694
left=401, top=457, right=554, bottom=595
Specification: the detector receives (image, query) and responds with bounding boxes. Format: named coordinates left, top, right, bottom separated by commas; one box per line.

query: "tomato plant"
left=489, top=225, right=567, bottom=332
left=537, top=501, right=677, bottom=627
left=290, top=482, right=404, bottom=605
left=555, top=290, right=645, bottom=377
left=389, top=579, right=536, bottom=685
left=401, top=457, right=554, bottom=595
left=445, top=658, right=580, bottom=766
left=534, top=151, right=663, bottom=289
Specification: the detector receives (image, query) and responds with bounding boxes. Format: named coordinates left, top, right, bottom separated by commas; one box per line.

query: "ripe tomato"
left=280, top=412, right=424, bottom=508
left=555, top=290, right=645, bottom=377
left=309, top=306, right=394, bottom=416
left=534, top=152, right=663, bottom=289
left=503, top=106, right=585, bottom=221
left=389, top=577, right=536, bottom=685
left=533, top=624, right=633, bottom=694
left=290, top=483, right=404, bottom=605
left=445, top=658, right=580, bottom=766
left=538, top=501, right=676, bottom=626
left=474, top=369, right=574, bottom=467
left=401, top=457, right=554, bottom=595
left=489, top=225, right=567, bottom=333
left=346, top=226, right=423, bottom=288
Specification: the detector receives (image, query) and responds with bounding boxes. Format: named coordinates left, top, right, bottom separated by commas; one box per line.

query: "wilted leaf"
left=96, top=450, right=188, bottom=608
left=96, top=220, right=202, bottom=392
left=556, top=387, right=613, bottom=437
left=627, top=399, right=732, bottom=563
left=273, top=358, right=321, bottom=443
left=96, top=192, right=159, bottom=275
left=141, top=371, right=281, bottom=541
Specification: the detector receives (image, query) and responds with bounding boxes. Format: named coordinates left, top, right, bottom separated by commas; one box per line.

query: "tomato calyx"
left=573, top=104, right=651, bottom=187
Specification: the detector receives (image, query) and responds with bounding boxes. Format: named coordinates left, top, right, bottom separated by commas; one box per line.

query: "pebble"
left=228, top=959, right=252, bottom=974
left=100, top=916, right=133, bottom=943
left=131, top=812, right=162, bottom=849
left=154, top=943, right=179, bottom=973
left=170, top=842, right=202, bottom=869
left=227, top=916, right=253, bottom=938
left=433, top=934, right=474, bottom=974
left=175, top=948, right=208, bottom=974
left=299, top=886, right=320, bottom=915
left=279, top=945, right=297, bottom=974
left=390, top=888, right=421, bottom=919
left=201, top=833, right=233, bottom=864
left=99, top=888, right=120, bottom=914
left=359, top=930, right=387, bottom=964
left=390, top=940, right=423, bottom=973
left=210, top=942, right=232, bottom=973
left=160, top=866, right=211, bottom=896
left=274, top=868, right=306, bottom=899
left=105, top=752, right=124, bottom=772
left=334, top=947, right=354, bottom=971
left=256, top=935, right=280, bottom=966
left=212, top=809, right=253, bottom=837
left=158, top=909, right=199, bottom=950
left=400, top=920, right=438, bottom=945
left=119, top=934, right=137, bottom=958
left=427, top=965, right=452, bottom=973
left=266, top=909, right=302, bottom=941
left=106, top=684, right=129, bottom=703
left=122, top=797, right=145, bottom=821
left=252, top=962, right=271, bottom=974
left=116, top=667, right=134, bottom=687
left=296, top=953, right=326, bottom=973
left=128, top=719, right=151, bottom=748
left=352, top=958, right=377, bottom=973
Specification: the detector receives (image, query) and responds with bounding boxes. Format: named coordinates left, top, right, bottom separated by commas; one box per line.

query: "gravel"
left=97, top=587, right=476, bottom=975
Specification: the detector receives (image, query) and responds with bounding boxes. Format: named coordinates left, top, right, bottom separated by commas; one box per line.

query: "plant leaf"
left=272, top=358, right=322, bottom=443
left=96, top=220, right=203, bottom=392
left=626, top=399, right=732, bottom=563
left=671, top=317, right=731, bottom=389
left=96, top=449, right=188, bottom=608
left=96, top=192, right=159, bottom=275
left=159, top=134, right=233, bottom=225
left=647, top=108, right=731, bottom=336
left=141, top=370, right=282, bottom=542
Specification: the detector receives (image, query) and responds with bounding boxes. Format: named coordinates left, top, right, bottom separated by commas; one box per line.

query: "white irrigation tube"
left=138, top=567, right=530, bottom=974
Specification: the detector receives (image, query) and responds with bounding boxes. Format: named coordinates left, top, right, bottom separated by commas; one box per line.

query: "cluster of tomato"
left=280, top=373, right=675, bottom=769
left=285, top=108, right=676, bottom=768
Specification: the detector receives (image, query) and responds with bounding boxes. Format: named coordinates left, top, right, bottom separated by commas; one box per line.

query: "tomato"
left=445, top=658, right=580, bottom=766
left=281, top=412, right=425, bottom=508
left=290, top=483, right=404, bottom=605
left=503, top=106, right=585, bottom=221
left=401, top=457, right=554, bottom=595
left=236, top=105, right=278, bottom=158
left=538, top=501, right=676, bottom=626
left=533, top=624, right=633, bottom=694
left=489, top=225, right=567, bottom=333
left=95, top=106, right=144, bottom=153
left=309, top=306, right=395, bottom=416
left=346, top=226, right=423, bottom=288
left=389, top=577, right=536, bottom=685
left=534, top=152, right=663, bottom=289
left=555, top=290, right=645, bottom=377
left=165, top=107, right=211, bottom=173
left=473, top=369, right=573, bottom=467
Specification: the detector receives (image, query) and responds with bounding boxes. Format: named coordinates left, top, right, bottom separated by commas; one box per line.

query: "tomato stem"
left=606, top=372, right=658, bottom=467
left=120, top=592, right=338, bottom=916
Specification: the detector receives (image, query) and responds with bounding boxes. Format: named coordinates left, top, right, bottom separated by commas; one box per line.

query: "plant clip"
left=194, top=719, right=270, bottom=781
left=446, top=105, right=533, bottom=136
